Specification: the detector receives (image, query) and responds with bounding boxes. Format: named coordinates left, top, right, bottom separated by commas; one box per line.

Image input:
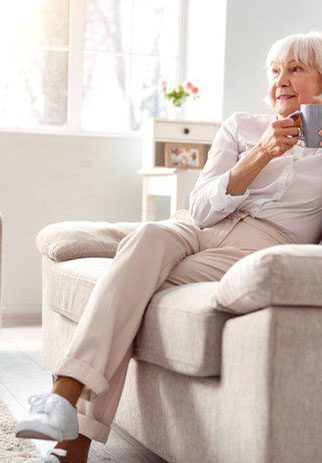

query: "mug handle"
left=287, top=110, right=306, bottom=141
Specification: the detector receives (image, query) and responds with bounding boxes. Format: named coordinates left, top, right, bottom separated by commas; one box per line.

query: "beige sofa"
left=37, top=217, right=322, bottom=463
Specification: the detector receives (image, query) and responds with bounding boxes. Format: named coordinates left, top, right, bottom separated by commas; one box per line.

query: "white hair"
left=262, top=30, right=322, bottom=108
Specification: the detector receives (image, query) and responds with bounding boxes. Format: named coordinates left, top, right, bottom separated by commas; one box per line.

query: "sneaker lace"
left=28, top=393, right=57, bottom=415
left=44, top=448, right=67, bottom=462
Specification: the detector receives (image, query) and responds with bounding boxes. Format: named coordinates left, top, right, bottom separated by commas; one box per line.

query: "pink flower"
left=192, top=86, right=199, bottom=94
left=162, top=80, right=167, bottom=89
left=186, top=82, right=193, bottom=89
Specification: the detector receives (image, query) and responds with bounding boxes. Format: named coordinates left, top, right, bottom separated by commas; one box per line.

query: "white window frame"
left=0, top=0, right=187, bottom=138
left=67, top=0, right=86, bottom=133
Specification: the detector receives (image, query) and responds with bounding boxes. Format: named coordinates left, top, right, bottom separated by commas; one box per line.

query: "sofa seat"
left=43, top=256, right=232, bottom=377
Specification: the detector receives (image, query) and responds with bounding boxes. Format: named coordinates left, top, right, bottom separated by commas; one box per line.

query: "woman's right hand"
left=256, top=116, right=301, bottom=160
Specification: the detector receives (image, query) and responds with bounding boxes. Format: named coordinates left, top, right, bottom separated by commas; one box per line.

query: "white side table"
left=139, top=117, right=220, bottom=221
left=138, top=167, right=200, bottom=221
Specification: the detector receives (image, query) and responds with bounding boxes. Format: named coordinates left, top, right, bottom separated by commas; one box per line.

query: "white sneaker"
left=25, top=448, right=67, bottom=462
left=15, top=393, right=79, bottom=441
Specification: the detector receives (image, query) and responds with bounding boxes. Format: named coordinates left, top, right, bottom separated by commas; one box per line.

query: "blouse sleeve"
left=188, top=111, right=251, bottom=228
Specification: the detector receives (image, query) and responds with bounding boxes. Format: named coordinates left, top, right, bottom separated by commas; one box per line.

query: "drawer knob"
left=183, top=127, right=190, bottom=135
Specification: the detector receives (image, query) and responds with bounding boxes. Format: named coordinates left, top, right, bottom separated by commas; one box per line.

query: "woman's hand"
left=256, top=116, right=302, bottom=160
left=320, top=129, right=322, bottom=147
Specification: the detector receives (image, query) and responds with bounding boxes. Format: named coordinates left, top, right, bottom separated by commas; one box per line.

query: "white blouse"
left=188, top=111, right=322, bottom=244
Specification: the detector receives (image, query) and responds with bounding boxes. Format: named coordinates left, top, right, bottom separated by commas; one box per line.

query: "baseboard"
left=1, top=308, right=42, bottom=326
left=2, top=303, right=41, bottom=314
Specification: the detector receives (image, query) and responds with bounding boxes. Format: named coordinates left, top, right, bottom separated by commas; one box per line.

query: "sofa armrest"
left=217, top=306, right=322, bottom=463
left=36, top=220, right=143, bottom=262
left=36, top=211, right=193, bottom=263
left=213, top=244, right=322, bottom=314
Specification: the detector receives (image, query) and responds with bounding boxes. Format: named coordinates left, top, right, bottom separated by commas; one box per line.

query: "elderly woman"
left=17, top=31, right=322, bottom=463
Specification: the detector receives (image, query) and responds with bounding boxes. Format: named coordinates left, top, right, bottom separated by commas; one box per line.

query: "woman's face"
left=267, top=52, right=322, bottom=118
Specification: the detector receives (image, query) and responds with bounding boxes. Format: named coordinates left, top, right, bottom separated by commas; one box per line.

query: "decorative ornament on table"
left=161, top=81, right=200, bottom=120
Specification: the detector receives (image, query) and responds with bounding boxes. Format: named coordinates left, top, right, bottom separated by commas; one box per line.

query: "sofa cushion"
left=133, top=281, right=231, bottom=376
left=213, top=244, right=322, bottom=315
left=43, top=256, right=232, bottom=377
left=37, top=221, right=143, bottom=262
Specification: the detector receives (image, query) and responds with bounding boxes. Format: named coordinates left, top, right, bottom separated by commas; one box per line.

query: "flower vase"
left=165, top=102, right=185, bottom=120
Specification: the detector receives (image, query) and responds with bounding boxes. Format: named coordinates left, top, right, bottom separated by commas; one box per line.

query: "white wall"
left=0, top=132, right=141, bottom=313
left=222, top=0, right=322, bottom=119
left=184, top=0, right=227, bottom=123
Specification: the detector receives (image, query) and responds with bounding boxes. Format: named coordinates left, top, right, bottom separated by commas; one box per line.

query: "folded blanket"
left=36, top=220, right=143, bottom=262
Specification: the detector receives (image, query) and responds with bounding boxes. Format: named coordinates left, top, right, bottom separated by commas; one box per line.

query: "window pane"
left=129, top=55, right=178, bottom=131
left=0, top=0, right=69, bottom=48
left=84, top=0, right=180, bottom=56
left=84, top=0, right=132, bottom=53
left=82, top=53, right=130, bottom=132
left=83, top=0, right=181, bottom=133
left=0, top=50, right=68, bottom=127
left=132, top=0, right=180, bottom=56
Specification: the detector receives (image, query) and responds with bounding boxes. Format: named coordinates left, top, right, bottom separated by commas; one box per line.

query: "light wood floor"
left=0, top=312, right=166, bottom=463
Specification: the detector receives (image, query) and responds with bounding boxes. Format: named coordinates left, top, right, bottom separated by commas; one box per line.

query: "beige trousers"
left=53, top=211, right=295, bottom=443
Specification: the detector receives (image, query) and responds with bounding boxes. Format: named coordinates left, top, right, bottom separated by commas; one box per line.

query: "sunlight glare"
left=0, top=0, right=45, bottom=48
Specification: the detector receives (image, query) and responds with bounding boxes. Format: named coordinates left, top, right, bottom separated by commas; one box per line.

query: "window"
left=0, top=0, right=69, bottom=129
left=0, top=0, right=183, bottom=135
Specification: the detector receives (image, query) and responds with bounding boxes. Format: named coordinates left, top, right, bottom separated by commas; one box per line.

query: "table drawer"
left=155, top=121, right=218, bottom=142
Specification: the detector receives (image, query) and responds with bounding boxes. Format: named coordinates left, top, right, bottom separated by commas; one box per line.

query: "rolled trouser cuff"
left=54, top=356, right=109, bottom=400
left=77, top=412, right=111, bottom=443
